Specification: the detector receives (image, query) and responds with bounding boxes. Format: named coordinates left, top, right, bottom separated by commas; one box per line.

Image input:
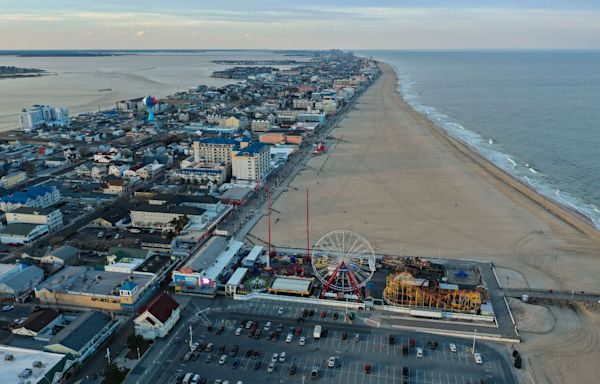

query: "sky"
left=1, top=0, right=600, bottom=50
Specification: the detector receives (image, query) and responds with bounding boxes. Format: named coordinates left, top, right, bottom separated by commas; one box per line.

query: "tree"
left=102, top=362, right=128, bottom=384
left=21, top=161, right=36, bottom=175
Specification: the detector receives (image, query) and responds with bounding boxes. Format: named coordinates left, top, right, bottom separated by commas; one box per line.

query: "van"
left=182, top=373, right=193, bottom=384
left=416, top=347, right=424, bottom=358
left=190, top=374, right=200, bottom=384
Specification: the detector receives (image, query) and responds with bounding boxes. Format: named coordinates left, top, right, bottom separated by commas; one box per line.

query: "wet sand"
left=249, top=64, right=600, bottom=383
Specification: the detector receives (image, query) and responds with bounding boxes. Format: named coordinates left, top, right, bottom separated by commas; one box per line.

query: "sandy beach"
left=249, top=64, right=600, bottom=383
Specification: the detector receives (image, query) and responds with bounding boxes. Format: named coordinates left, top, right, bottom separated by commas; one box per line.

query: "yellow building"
left=35, top=266, right=155, bottom=312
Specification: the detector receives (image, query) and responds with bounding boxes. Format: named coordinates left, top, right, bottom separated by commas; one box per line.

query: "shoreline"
left=379, top=62, right=600, bottom=241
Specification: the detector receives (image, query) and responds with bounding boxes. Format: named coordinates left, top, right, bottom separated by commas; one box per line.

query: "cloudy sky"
left=1, top=0, right=600, bottom=49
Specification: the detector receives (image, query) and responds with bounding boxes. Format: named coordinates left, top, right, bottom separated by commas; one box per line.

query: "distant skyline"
left=2, top=0, right=600, bottom=50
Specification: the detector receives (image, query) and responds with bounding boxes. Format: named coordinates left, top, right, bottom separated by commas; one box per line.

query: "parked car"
left=289, top=364, right=297, bottom=375
left=354, top=333, right=360, bottom=342
left=402, top=367, right=409, bottom=378
left=271, top=353, right=279, bottom=363
left=389, top=335, right=395, bottom=345
left=416, top=347, right=424, bottom=358
left=327, top=357, right=336, bottom=368
left=2, top=305, right=14, bottom=312
left=474, top=353, right=483, bottom=364
left=299, top=336, right=306, bottom=346
left=286, top=333, right=293, bottom=343
left=310, top=369, right=318, bottom=380
left=320, top=310, right=327, bottom=318
left=364, top=364, right=372, bottom=374
left=216, top=326, right=225, bottom=335
left=428, top=341, right=438, bottom=350
left=219, top=355, right=227, bottom=365
left=449, top=343, right=457, bottom=353
left=232, top=360, right=240, bottom=369
left=253, top=361, right=261, bottom=370
left=264, top=321, right=271, bottom=331
left=277, top=307, right=284, bottom=315
left=341, top=332, right=348, bottom=340
left=279, top=352, right=286, bottom=362
left=267, top=362, right=275, bottom=373
left=235, top=327, right=242, bottom=336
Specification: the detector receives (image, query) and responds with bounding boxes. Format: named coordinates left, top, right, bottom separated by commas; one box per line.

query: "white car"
left=327, top=357, right=336, bottom=368
left=449, top=343, right=457, bottom=353
left=279, top=352, right=286, bottom=362
left=264, top=321, right=271, bottom=331
left=245, top=321, right=253, bottom=329
left=268, top=362, right=275, bottom=373
left=286, top=333, right=293, bottom=343
left=235, top=327, right=243, bottom=336
left=271, top=353, right=278, bottom=363
left=2, top=305, right=14, bottom=312
left=277, top=307, right=284, bottom=315
left=416, top=347, right=424, bottom=358
left=219, top=355, right=227, bottom=365
left=299, top=336, right=306, bottom=346
left=474, top=352, right=483, bottom=364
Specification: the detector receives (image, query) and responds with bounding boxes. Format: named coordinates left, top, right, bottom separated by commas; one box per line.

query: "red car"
left=364, top=364, right=372, bottom=374
left=320, top=311, right=327, bottom=318
left=294, top=326, right=302, bottom=336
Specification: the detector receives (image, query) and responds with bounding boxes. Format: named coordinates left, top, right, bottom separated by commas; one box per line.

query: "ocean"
left=363, top=50, right=600, bottom=229
left=0, top=50, right=298, bottom=132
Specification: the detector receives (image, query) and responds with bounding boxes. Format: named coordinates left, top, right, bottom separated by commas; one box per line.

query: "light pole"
left=472, top=329, right=477, bottom=354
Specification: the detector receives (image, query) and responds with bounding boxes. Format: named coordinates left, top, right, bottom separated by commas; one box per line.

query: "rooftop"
left=270, top=276, right=313, bottom=293
left=37, top=266, right=154, bottom=296
left=0, top=345, right=65, bottom=384
left=194, top=137, right=239, bottom=145
left=183, top=236, right=230, bottom=272
left=46, top=311, right=112, bottom=354
left=14, top=309, right=61, bottom=333
left=0, top=223, right=45, bottom=236
left=130, top=204, right=206, bottom=216
left=234, top=141, right=268, bottom=157
left=9, top=206, right=59, bottom=215
left=141, top=292, right=179, bottom=323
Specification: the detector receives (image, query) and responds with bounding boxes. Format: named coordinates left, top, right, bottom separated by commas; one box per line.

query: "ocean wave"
left=387, top=60, right=600, bottom=230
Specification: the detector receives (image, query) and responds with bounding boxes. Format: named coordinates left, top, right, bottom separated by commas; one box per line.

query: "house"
left=134, top=292, right=180, bottom=339
left=5, top=206, right=63, bottom=232
left=39, top=245, right=80, bottom=266
left=0, top=223, right=49, bottom=245
left=11, top=309, right=62, bottom=338
left=44, top=310, right=119, bottom=363
left=0, top=263, right=45, bottom=300
left=102, top=178, right=132, bottom=196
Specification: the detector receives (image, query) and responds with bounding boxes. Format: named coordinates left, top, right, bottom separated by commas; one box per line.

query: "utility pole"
left=106, top=348, right=111, bottom=364
left=189, top=325, right=193, bottom=351
left=472, top=329, right=477, bottom=354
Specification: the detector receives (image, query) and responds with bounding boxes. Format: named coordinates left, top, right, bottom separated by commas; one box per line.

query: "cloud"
left=136, top=30, right=145, bottom=37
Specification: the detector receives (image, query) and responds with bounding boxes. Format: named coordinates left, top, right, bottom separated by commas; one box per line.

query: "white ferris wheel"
left=311, top=230, right=376, bottom=299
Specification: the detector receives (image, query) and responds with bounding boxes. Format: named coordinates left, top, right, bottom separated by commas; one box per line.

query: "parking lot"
left=152, top=301, right=513, bottom=384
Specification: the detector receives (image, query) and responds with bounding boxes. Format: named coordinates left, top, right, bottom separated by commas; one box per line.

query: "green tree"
left=102, top=362, right=128, bottom=384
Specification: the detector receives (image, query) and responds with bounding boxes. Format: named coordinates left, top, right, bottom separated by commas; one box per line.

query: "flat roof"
left=130, top=204, right=206, bottom=216
left=225, top=267, right=249, bottom=287
left=270, top=276, right=313, bottom=293
left=0, top=345, right=64, bottom=384
left=243, top=245, right=263, bottom=265
left=183, top=236, right=230, bottom=272
left=219, top=187, right=251, bottom=201
left=200, top=239, right=244, bottom=282
left=37, top=266, right=154, bottom=296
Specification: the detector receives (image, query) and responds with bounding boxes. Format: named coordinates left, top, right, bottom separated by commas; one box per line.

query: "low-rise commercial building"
left=44, top=310, right=119, bottom=364
left=0, top=345, right=67, bottom=384
left=0, top=171, right=27, bottom=189
left=0, top=223, right=49, bottom=245
left=35, top=266, right=155, bottom=312
left=0, top=263, right=45, bottom=299
left=130, top=204, right=207, bottom=230
left=5, top=206, right=63, bottom=232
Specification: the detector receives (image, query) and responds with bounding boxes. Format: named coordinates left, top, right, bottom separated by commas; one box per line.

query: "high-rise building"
left=19, top=105, right=70, bottom=130
left=232, top=142, right=270, bottom=182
